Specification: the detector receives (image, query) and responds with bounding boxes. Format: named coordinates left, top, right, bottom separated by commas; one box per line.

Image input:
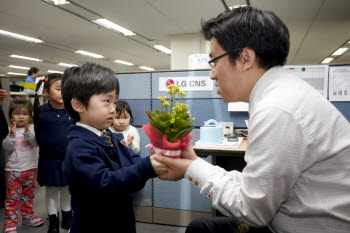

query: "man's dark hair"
left=28, top=67, right=39, bottom=76
left=115, top=100, right=134, bottom=125
left=201, top=6, right=290, bottom=69
left=61, top=63, right=119, bottom=121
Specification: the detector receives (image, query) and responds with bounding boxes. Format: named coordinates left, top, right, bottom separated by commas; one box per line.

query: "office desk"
left=193, top=138, right=247, bottom=165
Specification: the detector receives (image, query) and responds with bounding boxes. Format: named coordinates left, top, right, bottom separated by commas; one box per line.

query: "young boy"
left=61, top=63, right=167, bottom=233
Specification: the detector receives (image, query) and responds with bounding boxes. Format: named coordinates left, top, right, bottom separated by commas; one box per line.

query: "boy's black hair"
left=61, top=63, right=120, bottom=121
left=28, top=67, right=39, bottom=76
left=9, top=99, right=33, bottom=122
left=115, top=100, right=134, bottom=125
left=201, top=6, right=290, bottom=69
left=34, top=73, right=62, bottom=117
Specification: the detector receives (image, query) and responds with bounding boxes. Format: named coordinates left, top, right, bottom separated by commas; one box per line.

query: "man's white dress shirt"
left=185, top=66, right=350, bottom=233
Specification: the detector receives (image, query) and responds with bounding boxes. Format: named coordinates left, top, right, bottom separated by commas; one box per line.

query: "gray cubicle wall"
left=332, top=102, right=350, bottom=121
left=117, top=73, right=153, bottom=217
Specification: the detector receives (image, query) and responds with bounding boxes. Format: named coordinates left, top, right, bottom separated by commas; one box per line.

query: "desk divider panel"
left=332, top=102, right=350, bottom=121
left=117, top=73, right=152, bottom=100
left=117, top=73, right=153, bottom=210
left=153, top=128, right=212, bottom=212
left=133, top=128, right=153, bottom=207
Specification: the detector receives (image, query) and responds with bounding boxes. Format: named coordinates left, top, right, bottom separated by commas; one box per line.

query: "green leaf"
left=172, top=127, right=194, bottom=141
left=155, top=109, right=162, bottom=115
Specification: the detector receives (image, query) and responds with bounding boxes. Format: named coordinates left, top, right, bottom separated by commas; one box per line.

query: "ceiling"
left=0, top=0, right=349, bottom=77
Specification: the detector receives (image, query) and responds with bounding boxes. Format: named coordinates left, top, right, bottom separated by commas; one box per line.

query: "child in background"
left=61, top=63, right=167, bottom=233
left=34, top=74, right=74, bottom=233
left=3, top=99, right=44, bottom=233
left=110, top=100, right=140, bottom=153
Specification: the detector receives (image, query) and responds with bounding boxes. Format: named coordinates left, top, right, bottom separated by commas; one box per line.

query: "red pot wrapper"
left=142, top=123, right=194, bottom=159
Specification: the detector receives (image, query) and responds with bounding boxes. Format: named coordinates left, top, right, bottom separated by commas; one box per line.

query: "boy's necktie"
left=101, top=131, right=113, bottom=147
left=101, top=131, right=120, bottom=163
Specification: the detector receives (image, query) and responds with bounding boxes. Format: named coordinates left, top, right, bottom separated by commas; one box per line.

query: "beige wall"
left=170, top=33, right=210, bottom=70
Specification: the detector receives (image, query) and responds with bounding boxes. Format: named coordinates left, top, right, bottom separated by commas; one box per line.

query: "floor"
left=0, top=186, right=186, bottom=233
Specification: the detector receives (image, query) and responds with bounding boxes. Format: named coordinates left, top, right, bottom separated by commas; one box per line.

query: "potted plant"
left=142, top=84, right=195, bottom=158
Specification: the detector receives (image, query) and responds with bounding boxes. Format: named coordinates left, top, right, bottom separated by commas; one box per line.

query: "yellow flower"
left=179, top=91, right=186, bottom=96
left=181, top=103, right=188, bottom=110
left=167, top=89, right=175, bottom=94
left=148, top=85, right=195, bottom=142
left=157, top=96, right=167, bottom=102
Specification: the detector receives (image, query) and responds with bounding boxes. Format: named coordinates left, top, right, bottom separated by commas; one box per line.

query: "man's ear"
left=237, top=47, right=256, bottom=72
left=71, top=98, right=85, bottom=113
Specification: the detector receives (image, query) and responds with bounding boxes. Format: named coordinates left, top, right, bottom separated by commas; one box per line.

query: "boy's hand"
left=150, top=153, right=168, bottom=175
left=10, top=121, right=16, bottom=135
left=153, top=155, right=193, bottom=181
left=127, top=135, right=134, bottom=146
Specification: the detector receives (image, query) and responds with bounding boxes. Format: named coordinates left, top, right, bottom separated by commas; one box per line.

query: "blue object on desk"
left=200, top=119, right=223, bottom=144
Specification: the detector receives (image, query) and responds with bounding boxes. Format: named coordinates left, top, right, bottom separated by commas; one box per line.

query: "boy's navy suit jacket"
left=63, top=125, right=156, bottom=233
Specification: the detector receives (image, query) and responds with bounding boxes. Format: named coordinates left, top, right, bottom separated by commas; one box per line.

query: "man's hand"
left=0, top=89, right=7, bottom=101
left=150, top=153, right=168, bottom=175
left=153, top=155, right=193, bottom=181
left=181, top=146, right=198, bottom=160
left=10, top=121, right=16, bottom=135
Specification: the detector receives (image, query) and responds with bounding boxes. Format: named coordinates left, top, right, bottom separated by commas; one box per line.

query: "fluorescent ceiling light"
left=58, top=62, right=77, bottom=67
left=229, top=5, right=247, bottom=9
left=53, top=0, right=69, bottom=5
left=48, top=70, right=64, bottom=74
left=321, top=58, right=334, bottom=64
left=75, top=50, right=104, bottom=58
left=0, top=74, right=6, bottom=77
left=331, top=48, right=349, bottom=56
left=93, top=19, right=135, bottom=36
left=10, top=54, right=43, bottom=62
left=0, top=29, right=43, bottom=43
left=153, top=45, right=172, bottom=55
left=114, top=60, right=134, bottom=66
left=7, top=72, right=26, bottom=76
left=44, top=0, right=70, bottom=5
left=139, top=66, right=154, bottom=71
left=9, top=65, right=30, bottom=70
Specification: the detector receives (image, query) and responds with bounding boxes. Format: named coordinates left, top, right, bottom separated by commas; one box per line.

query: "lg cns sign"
left=159, top=76, right=213, bottom=91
